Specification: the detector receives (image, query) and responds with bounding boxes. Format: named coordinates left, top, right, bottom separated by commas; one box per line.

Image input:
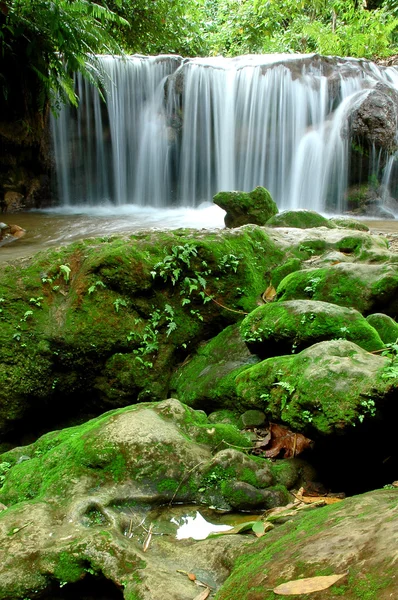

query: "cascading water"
left=51, top=54, right=398, bottom=213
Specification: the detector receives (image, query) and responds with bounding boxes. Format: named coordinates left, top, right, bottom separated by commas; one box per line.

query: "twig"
left=204, top=289, right=248, bottom=315
left=169, top=459, right=209, bottom=506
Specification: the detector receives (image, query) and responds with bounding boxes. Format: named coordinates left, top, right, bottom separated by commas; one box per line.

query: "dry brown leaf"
left=188, top=573, right=196, bottom=581
left=193, top=587, right=210, bottom=600
left=273, top=573, right=347, bottom=595
left=264, top=423, right=312, bottom=459
left=301, top=495, right=342, bottom=505
left=262, top=285, right=277, bottom=303
left=393, top=481, right=398, bottom=488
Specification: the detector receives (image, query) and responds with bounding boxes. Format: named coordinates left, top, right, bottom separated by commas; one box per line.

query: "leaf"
left=209, top=520, right=257, bottom=537
left=273, top=573, right=348, bottom=595
left=193, top=588, right=210, bottom=600
left=262, top=285, right=277, bottom=303
left=251, top=520, right=273, bottom=537
left=264, top=423, right=312, bottom=459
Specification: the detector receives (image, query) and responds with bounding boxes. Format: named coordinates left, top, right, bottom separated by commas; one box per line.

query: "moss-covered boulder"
left=240, top=300, right=384, bottom=357
left=329, top=216, right=370, bottom=231
left=216, top=488, right=398, bottom=600
left=0, top=398, right=298, bottom=599
left=266, top=209, right=336, bottom=229
left=235, top=340, right=397, bottom=435
left=276, top=262, right=398, bottom=316
left=170, top=324, right=260, bottom=410
left=0, top=398, right=297, bottom=514
left=268, top=224, right=392, bottom=263
left=213, top=186, right=278, bottom=228
left=366, top=313, right=398, bottom=344
left=0, top=226, right=286, bottom=440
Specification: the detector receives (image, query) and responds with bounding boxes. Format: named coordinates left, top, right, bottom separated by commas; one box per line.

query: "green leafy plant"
left=113, top=298, right=127, bottom=312
left=0, top=461, right=11, bottom=488
left=88, top=280, right=106, bottom=295
left=59, top=264, right=71, bottom=283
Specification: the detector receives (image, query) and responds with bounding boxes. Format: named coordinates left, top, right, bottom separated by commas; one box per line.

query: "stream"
left=1, top=206, right=397, bottom=264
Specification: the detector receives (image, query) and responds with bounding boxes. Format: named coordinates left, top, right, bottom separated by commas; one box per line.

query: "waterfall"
left=51, top=54, right=398, bottom=212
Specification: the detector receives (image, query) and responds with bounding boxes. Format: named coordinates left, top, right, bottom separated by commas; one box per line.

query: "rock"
left=276, top=262, right=398, bottom=317
left=266, top=210, right=336, bottom=229
left=345, top=184, right=396, bottom=219
left=0, top=226, right=286, bottom=438
left=0, top=399, right=296, bottom=598
left=268, top=225, right=392, bottom=263
left=3, top=191, right=24, bottom=213
left=366, top=312, right=398, bottom=344
left=329, top=216, right=369, bottom=231
left=213, top=186, right=278, bottom=228
left=240, top=299, right=384, bottom=357
left=216, top=489, right=398, bottom=600
left=239, top=409, right=266, bottom=428
left=235, top=340, right=397, bottom=435
left=170, top=324, right=260, bottom=410
left=348, top=84, right=398, bottom=154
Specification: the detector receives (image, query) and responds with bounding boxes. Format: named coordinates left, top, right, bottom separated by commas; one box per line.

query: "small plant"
left=29, top=296, right=44, bottom=308
left=218, top=253, right=241, bottom=273
left=21, top=310, right=33, bottom=322
left=0, top=461, right=11, bottom=488
left=59, top=264, right=71, bottom=283
left=113, top=298, right=127, bottom=312
left=88, top=280, right=106, bottom=295
left=0, top=297, right=5, bottom=313
left=357, top=398, right=376, bottom=423
left=298, top=245, right=315, bottom=255
left=301, top=410, right=313, bottom=423
left=381, top=341, right=398, bottom=380
left=304, top=276, right=321, bottom=296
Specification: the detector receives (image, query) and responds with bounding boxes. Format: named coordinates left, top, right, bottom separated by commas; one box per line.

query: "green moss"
left=53, top=551, right=85, bottom=584
left=330, top=217, right=370, bottom=232
left=271, top=258, right=302, bottom=289
left=366, top=313, right=398, bottom=344
left=213, top=186, right=278, bottom=228
left=266, top=210, right=336, bottom=229
left=240, top=300, right=384, bottom=357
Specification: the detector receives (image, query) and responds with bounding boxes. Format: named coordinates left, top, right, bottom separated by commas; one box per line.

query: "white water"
left=51, top=54, right=398, bottom=212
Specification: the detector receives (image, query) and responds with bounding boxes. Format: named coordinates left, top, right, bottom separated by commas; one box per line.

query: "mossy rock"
left=235, top=340, right=397, bottom=435
left=240, top=300, right=384, bottom=356
left=216, top=489, right=398, bottom=600
left=329, top=217, right=370, bottom=231
left=366, top=313, right=398, bottom=344
left=0, top=398, right=255, bottom=508
left=0, top=226, right=286, bottom=439
left=170, top=324, right=260, bottom=410
left=266, top=209, right=336, bottom=229
left=269, top=227, right=391, bottom=263
left=213, top=186, right=278, bottom=228
left=276, top=262, right=398, bottom=316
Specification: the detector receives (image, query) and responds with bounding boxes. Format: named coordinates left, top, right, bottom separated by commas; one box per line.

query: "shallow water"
left=1, top=206, right=397, bottom=264
left=0, top=204, right=226, bottom=263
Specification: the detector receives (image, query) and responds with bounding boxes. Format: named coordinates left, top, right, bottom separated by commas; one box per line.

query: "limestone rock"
left=240, top=299, right=385, bottom=357
left=235, top=339, right=397, bottom=435
left=213, top=186, right=278, bottom=228
left=266, top=210, right=336, bottom=229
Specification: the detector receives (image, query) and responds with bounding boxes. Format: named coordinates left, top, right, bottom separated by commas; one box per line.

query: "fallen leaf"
left=209, top=520, right=257, bottom=537
left=188, top=573, right=196, bottom=581
left=264, top=423, right=312, bottom=459
left=393, top=481, right=398, bottom=488
left=273, top=573, right=347, bottom=595
left=193, top=587, right=210, bottom=600
left=251, top=520, right=274, bottom=537
left=262, top=285, right=277, bottom=303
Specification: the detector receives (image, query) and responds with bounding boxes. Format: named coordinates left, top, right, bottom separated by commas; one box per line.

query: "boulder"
left=213, top=186, right=278, bottom=228
left=276, top=262, right=398, bottom=316
left=266, top=210, right=336, bottom=229
left=235, top=339, right=397, bottom=435
left=348, top=84, right=398, bottom=154
left=240, top=300, right=384, bottom=357
left=170, top=324, right=260, bottom=410
left=217, top=489, right=398, bottom=600
left=366, top=312, right=398, bottom=344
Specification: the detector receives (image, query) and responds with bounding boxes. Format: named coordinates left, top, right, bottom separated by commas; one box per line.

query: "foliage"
left=0, top=0, right=128, bottom=118
left=203, top=0, right=398, bottom=59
